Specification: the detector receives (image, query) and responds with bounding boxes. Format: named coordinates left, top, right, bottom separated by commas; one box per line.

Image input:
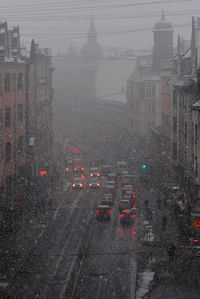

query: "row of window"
left=0, top=105, right=23, bottom=129
left=0, top=73, right=24, bottom=93
left=3, top=137, right=24, bottom=162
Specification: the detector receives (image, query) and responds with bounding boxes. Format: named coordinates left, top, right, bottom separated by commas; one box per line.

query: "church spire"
left=88, top=18, right=97, bottom=44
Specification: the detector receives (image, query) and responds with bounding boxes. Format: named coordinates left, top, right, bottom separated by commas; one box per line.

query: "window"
left=172, top=142, right=177, bottom=160
left=173, top=117, right=177, bottom=135
left=5, top=108, right=11, bottom=128
left=5, top=73, right=11, bottom=92
left=0, top=143, right=2, bottom=162
left=18, top=73, right=23, bottom=92
left=0, top=109, right=2, bottom=130
left=195, top=124, right=198, bottom=144
left=0, top=74, right=2, bottom=94
left=18, top=104, right=23, bottom=123
left=18, top=136, right=23, bottom=153
left=5, top=142, right=11, bottom=162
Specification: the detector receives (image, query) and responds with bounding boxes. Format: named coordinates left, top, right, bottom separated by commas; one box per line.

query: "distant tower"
left=152, top=12, right=173, bottom=74
left=79, top=19, right=103, bottom=102
left=80, top=19, right=103, bottom=60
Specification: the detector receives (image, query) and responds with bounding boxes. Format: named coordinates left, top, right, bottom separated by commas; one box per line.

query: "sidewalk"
left=136, top=186, right=200, bottom=299
left=0, top=181, right=71, bottom=295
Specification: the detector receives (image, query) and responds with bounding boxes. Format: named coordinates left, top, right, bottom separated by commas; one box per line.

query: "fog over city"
left=1, top=0, right=200, bottom=298
left=0, top=0, right=200, bottom=52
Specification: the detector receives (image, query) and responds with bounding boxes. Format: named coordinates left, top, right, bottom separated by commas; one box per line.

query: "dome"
left=154, top=12, right=173, bottom=31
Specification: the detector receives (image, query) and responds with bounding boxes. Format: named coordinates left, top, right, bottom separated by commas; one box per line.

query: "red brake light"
left=131, top=214, right=135, bottom=218
left=97, top=173, right=100, bottom=176
left=72, top=184, right=75, bottom=187
left=132, top=194, right=136, bottom=198
left=126, top=211, right=129, bottom=214
left=104, top=190, right=106, bottom=194
left=96, top=210, right=100, bottom=214
left=107, top=210, right=111, bottom=214
left=131, top=188, right=134, bottom=191
left=120, top=214, right=124, bottom=218
left=123, top=188, right=125, bottom=191
left=133, top=203, right=135, bottom=208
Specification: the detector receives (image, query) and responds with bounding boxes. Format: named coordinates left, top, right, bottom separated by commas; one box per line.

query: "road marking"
left=53, top=195, right=67, bottom=221
left=130, top=257, right=137, bottom=299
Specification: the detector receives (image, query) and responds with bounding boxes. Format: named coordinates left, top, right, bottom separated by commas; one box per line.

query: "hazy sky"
left=1, top=0, right=200, bottom=54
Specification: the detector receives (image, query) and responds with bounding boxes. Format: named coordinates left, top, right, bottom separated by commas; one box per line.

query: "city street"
left=10, top=176, right=140, bottom=299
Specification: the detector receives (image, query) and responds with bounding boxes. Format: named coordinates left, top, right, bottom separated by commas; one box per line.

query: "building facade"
left=126, top=14, right=173, bottom=152
left=26, top=40, right=53, bottom=186
left=0, top=22, right=26, bottom=204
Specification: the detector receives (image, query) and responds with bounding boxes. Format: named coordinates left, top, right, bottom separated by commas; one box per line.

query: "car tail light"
left=132, top=194, right=136, bottom=198
left=126, top=211, right=129, bottom=214
left=107, top=210, right=111, bottom=214
left=97, top=183, right=100, bottom=187
left=97, top=173, right=100, bottom=177
left=89, top=183, right=92, bottom=187
left=90, top=173, right=93, bottom=177
left=123, top=188, right=125, bottom=191
left=66, top=167, right=69, bottom=172
left=131, top=214, right=135, bottom=218
left=120, top=214, right=124, bottom=218
left=131, top=188, right=134, bottom=191
left=80, top=184, right=83, bottom=187
left=104, top=190, right=106, bottom=194
left=133, top=203, right=135, bottom=208
left=81, top=167, right=84, bottom=170
left=96, top=210, right=100, bottom=214
left=72, top=184, right=75, bottom=187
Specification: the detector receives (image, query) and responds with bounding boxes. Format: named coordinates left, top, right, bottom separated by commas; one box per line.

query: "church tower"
left=80, top=19, right=103, bottom=60
left=79, top=20, right=103, bottom=103
left=152, top=12, right=173, bottom=74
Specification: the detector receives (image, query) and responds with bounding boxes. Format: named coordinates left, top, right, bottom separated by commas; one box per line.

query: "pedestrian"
left=168, top=243, right=176, bottom=265
left=162, top=214, right=167, bottom=231
left=157, top=196, right=161, bottom=209
left=144, top=198, right=149, bottom=209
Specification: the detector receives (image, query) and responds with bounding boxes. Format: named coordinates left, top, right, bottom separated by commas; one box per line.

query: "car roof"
left=97, top=205, right=110, bottom=209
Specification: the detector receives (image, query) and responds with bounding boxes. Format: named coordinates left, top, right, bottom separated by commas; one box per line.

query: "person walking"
left=162, top=214, right=167, bottom=231
left=168, top=243, right=176, bottom=265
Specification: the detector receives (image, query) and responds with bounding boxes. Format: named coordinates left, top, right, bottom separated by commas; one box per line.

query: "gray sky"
left=1, top=0, right=200, bottom=53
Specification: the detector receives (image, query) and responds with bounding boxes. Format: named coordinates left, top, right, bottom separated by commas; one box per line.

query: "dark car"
left=101, top=194, right=114, bottom=205
left=119, top=199, right=132, bottom=212
left=104, top=185, right=116, bottom=198
left=120, top=209, right=135, bottom=225
left=106, top=173, right=118, bottom=184
left=72, top=177, right=83, bottom=189
left=89, top=167, right=101, bottom=178
left=88, top=177, right=101, bottom=188
left=96, top=205, right=111, bottom=220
